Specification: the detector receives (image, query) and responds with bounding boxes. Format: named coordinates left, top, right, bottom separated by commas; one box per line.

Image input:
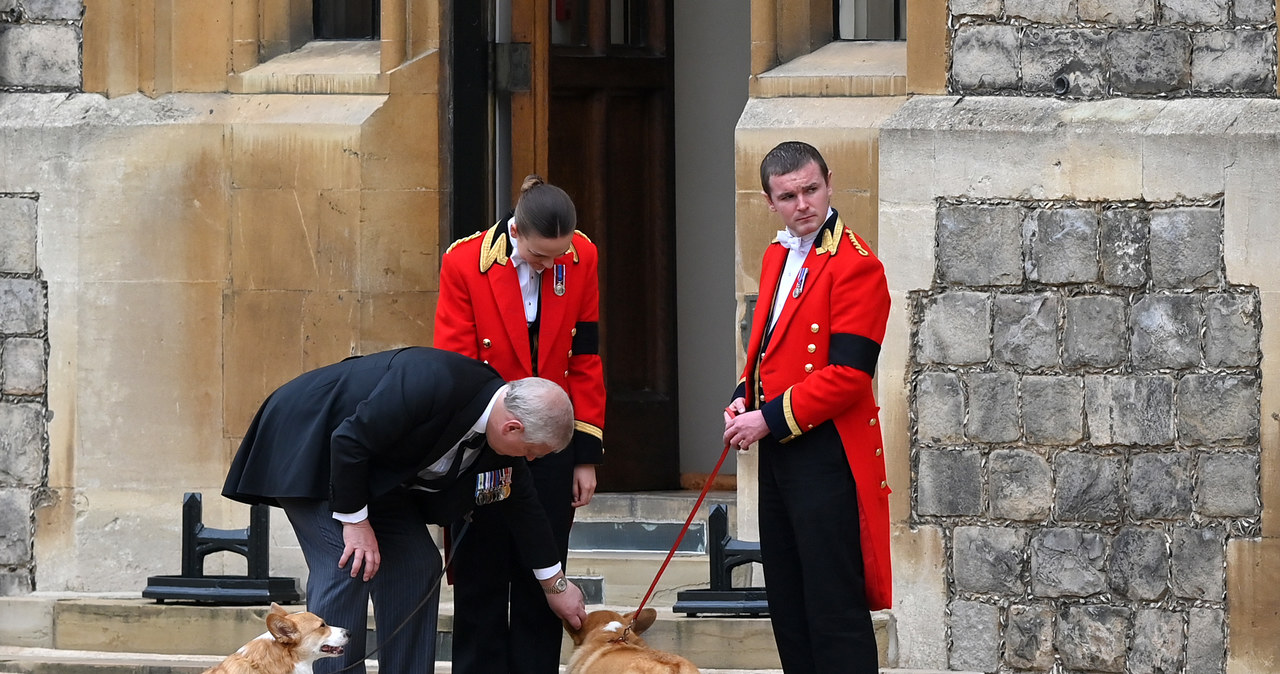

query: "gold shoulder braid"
left=445, top=229, right=484, bottom=255
left=479, top=225, right=510, bottom=273
left=846, top=227, right=870, bottom=256
left=815, top=217, right=845, bottom=256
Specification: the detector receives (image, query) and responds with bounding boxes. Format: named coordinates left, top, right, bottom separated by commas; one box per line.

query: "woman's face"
left=511, top=226, right=575, bottom=272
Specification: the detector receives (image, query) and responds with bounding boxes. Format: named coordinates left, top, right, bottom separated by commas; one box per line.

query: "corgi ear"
left=626, top=608, right=658, bottom=635
left=266, top=612, right=301, bottom=645
left=268, top=603, right=287, bottom=618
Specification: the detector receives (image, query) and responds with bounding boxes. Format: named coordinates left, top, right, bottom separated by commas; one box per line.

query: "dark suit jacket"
left=222, top=346, right=558, bottom=569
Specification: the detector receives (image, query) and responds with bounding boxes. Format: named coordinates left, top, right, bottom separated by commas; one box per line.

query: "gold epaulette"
left=479, top=224, right=510, bottom=273
left=445, top=229, right=484, bottom=255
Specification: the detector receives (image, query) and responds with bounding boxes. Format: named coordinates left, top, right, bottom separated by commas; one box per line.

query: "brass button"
left=758, top=394, right=766, bottom=402
left=869, top=418, right=877, bottom=426
left=482, top=338, right=492, bottom=348
left=804, top=364, right=813, bottom=373
left=880, top=480, right=887, bottom=489
left=875, top=448, right=882, bottom=456
left=810, top=323, right=819, bottom=333
left=807, top=424, right=813, bottom=430
left=807, top=344, right=816, bottom=353
left=483, top=360, right=489, bottom=365
left=564, top=370, right=569, bottom=377
left=567, top=350, right=573, bottom=357
left=571, top=327, right=578, bottom=336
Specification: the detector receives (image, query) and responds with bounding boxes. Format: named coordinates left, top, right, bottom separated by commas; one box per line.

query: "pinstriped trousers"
left=280, top=488, right=442, bottom=674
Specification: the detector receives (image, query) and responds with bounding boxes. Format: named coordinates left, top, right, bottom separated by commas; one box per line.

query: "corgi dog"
left=203, top=603, right=350, bottom=674
left=563, top=608, right=700, bottom=674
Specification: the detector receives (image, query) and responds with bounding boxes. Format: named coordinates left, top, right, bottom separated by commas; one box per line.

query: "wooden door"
left=509, top=0, right=678, bottom=491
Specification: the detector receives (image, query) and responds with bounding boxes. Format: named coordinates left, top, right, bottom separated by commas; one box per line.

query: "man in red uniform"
left=724, top=141, right=892, bottom=673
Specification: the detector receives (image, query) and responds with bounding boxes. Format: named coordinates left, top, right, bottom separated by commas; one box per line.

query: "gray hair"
left=504, top=377, right=575, bottom=450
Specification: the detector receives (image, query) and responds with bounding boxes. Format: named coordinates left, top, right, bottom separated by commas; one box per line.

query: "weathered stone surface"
left=937, top=204, right=1024, bottom=286
left=1177, top=374, right=1261, bottom=445
left=1005, top=603, right=1055, bottom=669
left=954, top=526, right=1026, bottom=595
left=1204, top=291, right=1260, bottom=368
left=0, top=279, right=44, bottom=334
left=1005, top=0, right=1074, bottom=22
left=1077, top=0, right=1154, bottom=25
left=1192, top=30, right=1277, bottom=94
left=1054, top=451, right=1122, bottom=522
left=1108, top=526, right=1170, bottom=601
left=1130, top=294, right=1202, bottom=370
left=918, top=292, right=992, bottom=365
left=24, top=0, right=84, bottom=20
left=1161, top=0, right=1228, bottom=25
left=949, top=600, right=1000, bottom=672
left=1023, top=375, right=1083, bottom=444
left=918, top=449, right=983, bottom=516
left=1024, top=207, right=1099, bottom=283
left=990, top=449, right=1052, bottom=521
left=1235, top=0, right=1275, bottom=23
left=1129, top=452, right=1193, bottom=520
left=1197, top=451, right=1260, bottom=518
left=1129, top=609, right=1185, bottom=674
left=1106, top=30, right=1192, bottom=95
left=994, top=294, right=1059, bottom=369
left=0, top=488, right=32, bottom=565
left=965, top=371, right=1021, bottom=442
left=1086, top=375, right=1175, bottom=446
left=1031, top=528, right=1107, bottom=597
left=953, top=25, right=1021, bottom=91
left=0, top=569, right=33, bottom=595
left=950, top=0, right=1002, bottom=16
left=0, top=402, right=44, bottom=486
left=1064, top=295, right=1127, bottom=368
left=1171, top=526, right=1225, bottom=600
left=1, top=337, right=46, bottom=395
left=1149, top=208, right=1223, bottom=288
left=0, top=197, right=37, bottom=274
left=1187, top=607, right=1226, bottom=674
left=1021, top=28, right=1108, bottom=96
left=0, top=24, right=80, bottom=89
left=914, top=372, right=965, bottom=444
left=1057, top=604, right=1131, bottom=672
left=1100, top=208, right=1148, bottom=286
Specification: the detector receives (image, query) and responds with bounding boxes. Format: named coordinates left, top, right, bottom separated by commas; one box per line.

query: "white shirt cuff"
left=332, top=507, right=369, bottom=523
left=533, top=563, right=562, bottom=581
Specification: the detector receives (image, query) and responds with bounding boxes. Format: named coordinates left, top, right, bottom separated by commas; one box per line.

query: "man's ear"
left=501, top=418, right=524, bottom=437
left=762, top=190, right=776, bottom=211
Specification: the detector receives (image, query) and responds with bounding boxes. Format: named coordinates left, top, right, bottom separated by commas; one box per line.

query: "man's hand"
left=571, top=464, right=597, bottom=508
left=543, top=578, right=588, bottom=630
left=723, top=397, right=769, bottom=451
left=338, top=519, right=381, bottom=581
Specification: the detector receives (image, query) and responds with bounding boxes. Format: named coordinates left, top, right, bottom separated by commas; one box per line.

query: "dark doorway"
left=314, top=0, right=381, bottom=40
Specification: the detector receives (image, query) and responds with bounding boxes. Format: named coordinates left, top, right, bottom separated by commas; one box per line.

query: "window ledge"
left=229, top=41, right=388, bottom=95
left=752, top=41, right=906, bottom=99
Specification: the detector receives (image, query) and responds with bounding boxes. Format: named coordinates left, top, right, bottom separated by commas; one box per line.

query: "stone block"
left=1063, top=295, right=1127, bottom=368
left=965, top=371, right=1021, bottom=442
left=0, top=402, right=44, bottom=486
left=1161, top=0, right=1229, bottom=25
left=1187, top=607, right=1226, bottom=674
left=989, top=449, right=1052, bottom=521
left=936, top=204, right=1024, bottom=286
left=0, top=196, right=36, bottom=273
left=1171, top=526, right=1225, bottom=600
left=1005, top=0, right=1075, bottom=22
left=1106, top=29, right=1192, bottom=95
left=1023, top=376, right=1083, bottom=444
left=917, top=291, right=992, bottom=365
left=1130, top=294, right=1202, bottom=370
left=1129, top=609, right=1185, bottom=674
left=1177, top=374, right=1261, bottom=445
left=1054, top=451, right=1123, bottom=522
left=24, top=0, right=83, bottom=20
left=1021, top=28, right=1107, bottom=95
left=1085, top=375, right=1175, bottom=446
left=1129, top=452, right=1193, bottom=520
left=0, top=570, right=32, bottom=594
left=954, top=525, right=1026, bottom=595
left=1196, top=451, right=1260, bottom=518
left=993, top=294, right=1059, bottom=369
left=949, top=600, right=1000, bottom=672
left=1077, top=0, right=1154, bottom=24
left=1056, top=604, right=1131, bottom=672
left=0, top=487, right=32, bottom=564
left=914, top=372, right=965, bottom=444
left=0, top=278, right=44, bottom=334
left=0, top=24, right=80, bottom=88
left=1235, top=0, right=1275, bottom=23
left=1149, top=207, right=1223, bottom=288
left=1004, top=603, right=1055, bottom=669
left=1192, top=30, right=1277, bottom=94
left=1100, top=207, right=1148, bottom=286
left=1024, top=207, right=1100, bottom=283
left=1031, top=528, right=1107, bottom=597
left=952, top=24, right=1020, bottom=92
left=949, top=0, right=1001, bottom=16
left=1204, top=291, right=1261, bottom=367
left=1108, top=526, right=1170, bottom=601
left=1, top=337, right=46, bottom=395
left=917, top=449, right=983, bottom=516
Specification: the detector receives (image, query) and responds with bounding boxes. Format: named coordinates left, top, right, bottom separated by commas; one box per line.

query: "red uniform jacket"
left=434, top=221, right=605, bottom=464
left=734, top=211, right=892, bottom=610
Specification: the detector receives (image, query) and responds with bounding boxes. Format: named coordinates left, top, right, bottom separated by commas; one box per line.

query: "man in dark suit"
left=222, top=346, right=588, bottom=674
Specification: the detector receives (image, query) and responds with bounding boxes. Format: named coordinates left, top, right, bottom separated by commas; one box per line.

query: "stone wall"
left=910, top=197, right=1260, bottom=672
left=949, top=0, right=1277, bottom=97
left=0, top=194, right=49, bottom=595
left=0, top=0, right=82, bottom=90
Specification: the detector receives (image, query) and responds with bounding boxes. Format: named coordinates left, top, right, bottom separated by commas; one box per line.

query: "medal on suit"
left=792, top=267, right=808, bottom=299
left=554, top=264, right=566, bottom=296
left=475, top=467, right=513, bottom=505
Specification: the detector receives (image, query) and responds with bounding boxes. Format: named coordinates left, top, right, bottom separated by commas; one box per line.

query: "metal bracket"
left=494, top=42, right=531, bottom=93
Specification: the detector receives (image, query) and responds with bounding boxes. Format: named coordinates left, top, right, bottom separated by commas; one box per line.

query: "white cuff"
left=332, top=507, right=369, bottom=523
left=532, top=563, right=563, bottom=581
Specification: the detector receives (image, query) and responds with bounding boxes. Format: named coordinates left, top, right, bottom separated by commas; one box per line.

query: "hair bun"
left=520, top=174, right=546, bottom=194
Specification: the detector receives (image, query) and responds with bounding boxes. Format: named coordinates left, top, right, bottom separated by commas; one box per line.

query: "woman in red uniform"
left=434, top=175, right=606, bottom=674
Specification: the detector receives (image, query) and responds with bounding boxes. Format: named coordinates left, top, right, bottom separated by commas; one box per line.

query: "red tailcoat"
left=434, top=221, right=605, bottom=463
left=735, top=213, right=892, bottom=610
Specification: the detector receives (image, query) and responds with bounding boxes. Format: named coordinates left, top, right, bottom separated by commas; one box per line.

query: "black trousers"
left=758, top=422, right=879, bottom=673
left=450, top=448, right=575, bottom=673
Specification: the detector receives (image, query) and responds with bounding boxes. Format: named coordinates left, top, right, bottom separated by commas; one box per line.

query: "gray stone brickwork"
left=0, top=194, right=48, bottom=596
left=0, top=0, right=82, bottom=91
left=911, top=197, right=1258, bottom=673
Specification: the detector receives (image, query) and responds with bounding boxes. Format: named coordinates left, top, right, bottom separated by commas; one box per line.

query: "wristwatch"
left=544, top=575, right=568, bottom=594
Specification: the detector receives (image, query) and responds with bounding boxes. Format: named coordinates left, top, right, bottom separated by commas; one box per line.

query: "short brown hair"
left=759, top=141, right=829, bottom=196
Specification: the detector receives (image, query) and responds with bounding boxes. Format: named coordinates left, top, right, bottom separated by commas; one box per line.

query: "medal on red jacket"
left=554, top=264, right=566, bottom=296
left=792, top=267, right=809, bottom=299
